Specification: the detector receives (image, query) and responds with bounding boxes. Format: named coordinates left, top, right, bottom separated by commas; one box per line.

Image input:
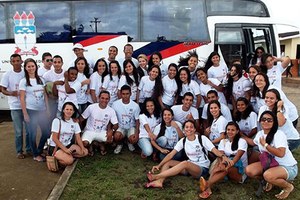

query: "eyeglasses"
left=260, top=117, right=273, bottom=123
left=46, top=59, right=53, bottom=62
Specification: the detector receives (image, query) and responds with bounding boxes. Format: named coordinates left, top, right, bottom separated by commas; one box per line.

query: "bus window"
left=7, top=2, right=71, bottom=42
left=141, top=0, right=209, bottom=42
left=74, top=1, right=139, bottom=41
left=0, top=4, right=6, bottom=41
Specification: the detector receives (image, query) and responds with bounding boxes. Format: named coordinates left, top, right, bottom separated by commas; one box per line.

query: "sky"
left=262, top=0, right=300, bottom=33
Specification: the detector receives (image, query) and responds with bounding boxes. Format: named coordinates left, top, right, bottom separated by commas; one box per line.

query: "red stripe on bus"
left=79, top=35, right=120, bottom=47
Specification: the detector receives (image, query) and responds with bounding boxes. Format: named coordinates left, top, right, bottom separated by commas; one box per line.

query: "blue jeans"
left=26, top=109, right=50, bottom=157
left=10, top=110, right=31, bottom=154
left=156, top=136, right=183, bottom=161
left=288, top=139, right=300, bottom=151
left=138, top=138, right=153, bottom=156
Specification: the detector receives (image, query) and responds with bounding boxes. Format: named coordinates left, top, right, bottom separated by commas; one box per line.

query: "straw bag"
left=46, top=119, right=61, bottom=172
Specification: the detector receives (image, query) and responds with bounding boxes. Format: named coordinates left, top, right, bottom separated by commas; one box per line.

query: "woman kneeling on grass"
left=244, top=111, right=297, bottom=199
left=48, top=102, right=88, bottom=166
left=199, top=122, right=248, bottom=199
left=145, top=120, right=232, bottom=188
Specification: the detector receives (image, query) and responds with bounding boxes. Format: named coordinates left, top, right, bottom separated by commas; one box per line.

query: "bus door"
left=214, top=23, right=276, bottom=69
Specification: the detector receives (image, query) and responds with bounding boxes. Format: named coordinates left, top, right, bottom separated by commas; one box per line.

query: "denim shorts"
left=281, top=164, right=298, bottom=181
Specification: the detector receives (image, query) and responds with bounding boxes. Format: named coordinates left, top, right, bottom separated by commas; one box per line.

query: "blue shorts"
left=281, top=164, right=298, bottom=181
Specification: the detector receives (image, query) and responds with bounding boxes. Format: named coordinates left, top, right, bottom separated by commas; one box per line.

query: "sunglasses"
left=46, top=59, right=53, bottom=62
left=260, top=117, right=273, bottom=123
left=257, top=51, right=263, bottom=54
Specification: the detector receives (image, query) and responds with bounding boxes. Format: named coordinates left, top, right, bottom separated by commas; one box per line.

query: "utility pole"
left=90, top=17, right=101, bottom=33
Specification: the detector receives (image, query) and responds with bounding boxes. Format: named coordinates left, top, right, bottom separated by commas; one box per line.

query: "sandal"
left=275, top=184, right=294, bottom=199
left=147, top=171, right=153, bottom=182
left=199, top=190, right=212, bottom=199
left=264, top=182, right=273, bottom=192
left=17, top=153, right=25, bottom=159
left=33, top=156, right=45, bottom=162
left=199, top=176, right=207, bottom=192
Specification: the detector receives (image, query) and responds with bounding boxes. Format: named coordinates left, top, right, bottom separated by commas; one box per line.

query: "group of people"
left=1, top=44, right=298, bottom=199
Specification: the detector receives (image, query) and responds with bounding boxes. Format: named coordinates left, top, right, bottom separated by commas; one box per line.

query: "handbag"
left=259, top=151, right=279, bottom=171
left=46, top=119, right=61, bottom=172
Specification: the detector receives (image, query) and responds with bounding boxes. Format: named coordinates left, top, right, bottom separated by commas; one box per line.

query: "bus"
left=0, top=0, right=280, bottom=109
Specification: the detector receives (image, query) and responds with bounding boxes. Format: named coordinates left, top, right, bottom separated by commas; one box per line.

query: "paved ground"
left=0, top=80, right=299, bottom=200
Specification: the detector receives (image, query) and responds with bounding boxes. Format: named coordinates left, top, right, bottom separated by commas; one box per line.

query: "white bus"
left=0, top=0, right=280, bottom=109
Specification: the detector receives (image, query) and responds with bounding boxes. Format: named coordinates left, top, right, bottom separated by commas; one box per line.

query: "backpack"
left=182, top=133, right=208, bottom=160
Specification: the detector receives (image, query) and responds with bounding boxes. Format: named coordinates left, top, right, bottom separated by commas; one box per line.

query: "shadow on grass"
left=61, top=147, right=300, bottom=200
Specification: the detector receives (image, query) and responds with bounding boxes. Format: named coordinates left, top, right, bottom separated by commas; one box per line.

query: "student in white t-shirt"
left=159, top=63, right=178, bottom=109
left=1, top=54, right=31, bottom=158
left=112, top=85, right=140, bottom=154
left=74, top=57, right=91, bottom=113
left=138, top=98, right=161, bottom=159
left=199, top=122, right=248, bottom=199
left=90, top=58, right=109, bottom=103
left=80, top=91, right=118, bottom=156
left=19, top=58, right=50, bottom=162
left=145, top=120, right=233, bottom=189
left=178, top=50, right=199, bottom=81
left=52, top=67, right=81, bottom=116
left=152, top=108, right=184, bottom=161
left=117, top=44, right=139, bottom=72
left=48, top=102, right=88, bottom=166
left=38, top=52, right=52, bottom=77
left=137, top=54, right=148, bottom=78
left=148, top=52, right=168, bottom=78
left=204, top=100, right=228, bottom=146
left=102, top=60, right=121, bottom=106
left=244, top=111, right=297, bottom=200
left=204, top=52, right=228, bottom=85
left=261, top=53, right=290, bottom=89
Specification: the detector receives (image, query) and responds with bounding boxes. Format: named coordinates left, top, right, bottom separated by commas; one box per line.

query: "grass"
left=61, top=147, right=300, bottom=200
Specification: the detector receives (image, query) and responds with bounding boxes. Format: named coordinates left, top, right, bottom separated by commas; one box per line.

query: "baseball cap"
left=72, top=43, right=85, bottom=50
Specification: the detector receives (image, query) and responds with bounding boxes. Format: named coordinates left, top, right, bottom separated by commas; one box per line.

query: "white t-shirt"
left=174, top=135, right=214, bottom=168
left=19, top=78, right=46, bottom=111
left=209, top=115, right=228, bottom=143
left=76, top=73, right=89, bottom=104
left=57, top=79, right=81, bottom=111
left=69, top=56, right=95, bottom=75
left=153, top=121, right=182, bottom=149
left=207, top=63, right=228, bottom=84
left=171, top=105, right=199, bottom=124
left=267, top=63, right=286, bottom=89
left=202, top=103, right=232, bottom=121
left=0, top=70, right=24, bottom=110
left=112, top=99, right=140, bottom=129
left=82, top=103, right=118, bottom=132
left=253, top=130, right=297, bottom=166
left=199, top=78, right=227, bottom=105
left=49, top=118, right=81, bottom=147
left=138, top=114, right=160, bottom=138
left=159, top=63, right=168, bottom=78
left=102, top=75, right=119, bottom=105
left=118, top=57, right=139, bottom=72
left=42, top=69, right=65, bottom=83
left=38, top=66, right=51, bottom=77
left=89, top=72, right=104, bottom=102
left=161, top=75, right=178, bottom=106
left=218, top=138, right=248, bottom=168
left=179, top=80, right=201, bottom=107
left=118, top=75, right=138, bottom=101
left=232, top=76, right=252, bottom=100
left=138, top=76, right=155, bottom=103
left=236, top=111, right=257, bottom=136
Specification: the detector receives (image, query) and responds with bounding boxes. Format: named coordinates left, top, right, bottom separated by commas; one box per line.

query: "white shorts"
left=116, top=127, right=136, bottom=138
left=82, top=130, right=107, bottom=144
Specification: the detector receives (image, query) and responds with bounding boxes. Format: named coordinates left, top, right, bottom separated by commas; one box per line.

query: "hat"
left=72, top=43, right=85, bottom=50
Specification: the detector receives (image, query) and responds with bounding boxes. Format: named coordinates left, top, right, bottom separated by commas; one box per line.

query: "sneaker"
left=127, top=143, right=135, bottom=152
left=114, top=144, right=123, bottom=154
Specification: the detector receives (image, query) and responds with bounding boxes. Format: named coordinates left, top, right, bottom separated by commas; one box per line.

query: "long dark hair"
left=227, top=64, right=243, bottom=97
left=177, top=67, right=191, bottom=97
left=235, top=97, right=254, bottom=121
left=61, top=102, right=79, bottom=121
left=123, top=59, right=139, bottom=86
left=148, top=51, right=162, bottom=68
left=266, top=89, right=282, bottom=114
left=260, top=53, right=273, bottom=74
left=93, top=58, right=108, bottom=83
left=178, top=50, right=199, bottom=67
left=75, top=57, right=90, bottom=78
left=24, top=58, right=43, bottom=86
left=204, top=51, right=220, bottom=71
left=142, top=98, right=160, bottom=119
left=252, top=72, right=270, bottom=99
left=259, top=110, right=278, bottom=144
left=251, top=47, right=265, bottom=65
left=148, top=65, right=163, bottom=99
left=225, top=121, right=241, bottom=151
left=207, top=100, right=222, bottom=126
left=157, top=108, right=174, bottom=139
left=108, top=60, right=122, bottom=80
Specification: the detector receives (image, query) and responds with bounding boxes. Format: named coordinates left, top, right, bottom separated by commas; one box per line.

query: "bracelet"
left=277, top=110, right=282, bottom=113
left=264, top=143, right=269, bottom=148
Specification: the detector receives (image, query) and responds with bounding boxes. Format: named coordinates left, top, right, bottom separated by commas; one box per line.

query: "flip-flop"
left=199, top=176, right=207, bottom=192
left=199, top=190, right=212, bottom=199
left=275, top=184, right=294, bottom=199
left=17, top=153, right=25, bottom=159
left=264, top=182, right=273, bottom=192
